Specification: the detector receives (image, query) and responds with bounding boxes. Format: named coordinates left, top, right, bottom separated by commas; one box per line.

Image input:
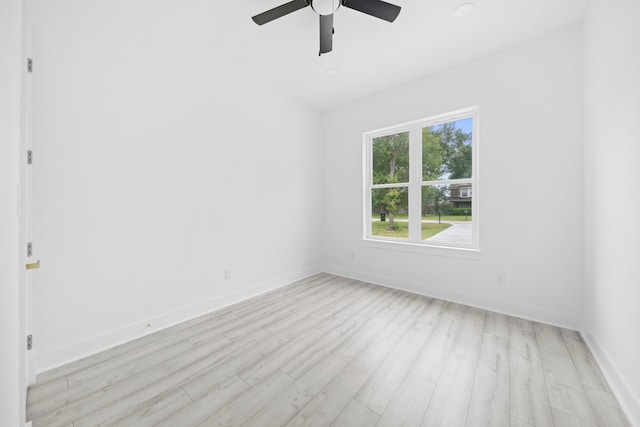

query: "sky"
left=429, top=117, right=473, bottom=144
left=455, top=118, right=473, bottom=134
left=431, top=117, right=472, bottom=134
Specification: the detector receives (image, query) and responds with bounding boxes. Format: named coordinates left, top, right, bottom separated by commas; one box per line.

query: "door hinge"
left=27, top=335, right=33, bottom=351
left=27, top=242, right=33, bottom=257
left=27, top=58, right=33, bottom=73
left=27, top=150, right=33, bottom=165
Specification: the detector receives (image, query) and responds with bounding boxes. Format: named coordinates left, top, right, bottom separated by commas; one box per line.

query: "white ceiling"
left=207, top=0, right=589, bottom=110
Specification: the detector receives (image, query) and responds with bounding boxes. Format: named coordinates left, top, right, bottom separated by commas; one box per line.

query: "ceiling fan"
left=251, top=0, right=401, bottom=55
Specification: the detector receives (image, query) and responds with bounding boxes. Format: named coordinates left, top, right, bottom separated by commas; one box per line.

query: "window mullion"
left=422, top=178, right=473, bottom=186
left=408, top=127, right=422, bottom=242
left=371, top=183, right=410, bottom=189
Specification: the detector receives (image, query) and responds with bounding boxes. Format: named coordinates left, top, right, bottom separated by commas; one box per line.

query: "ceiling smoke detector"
left=453, top=3, right=475, bottom=17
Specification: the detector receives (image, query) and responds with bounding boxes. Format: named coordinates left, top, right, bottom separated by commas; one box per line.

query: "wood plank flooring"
left=26, top=273, right=631, bottom=426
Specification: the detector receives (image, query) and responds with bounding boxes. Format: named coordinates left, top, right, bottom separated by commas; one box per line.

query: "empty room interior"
left=1, top=0, right=639, bottom=425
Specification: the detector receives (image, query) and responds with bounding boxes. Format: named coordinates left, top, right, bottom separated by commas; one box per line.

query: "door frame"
left=20, top=0, right=36, bottom=386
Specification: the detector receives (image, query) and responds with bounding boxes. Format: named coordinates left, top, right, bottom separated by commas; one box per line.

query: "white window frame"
left=363, top=106, right=479, bottom=254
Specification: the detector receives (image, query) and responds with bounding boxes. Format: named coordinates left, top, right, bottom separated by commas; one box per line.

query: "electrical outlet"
left=224, top=268, right=231, bottom=280
left=496, top=273, right=507, bottom=286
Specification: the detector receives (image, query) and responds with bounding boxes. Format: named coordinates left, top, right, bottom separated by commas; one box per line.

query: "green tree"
left=422, top=186, right=452, bottom=222
left=372, top=123, right=470, bottom=231
left=372, top=132, right=409, bottom=230
left=421, top=123, right=470, bottom=217
left=422, top=127, right=446, bottom=180
left=432, top=122, right=472, bottom=179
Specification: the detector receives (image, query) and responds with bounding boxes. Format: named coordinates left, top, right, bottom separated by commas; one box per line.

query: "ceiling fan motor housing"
left=310, top=0, right=341, bottom=16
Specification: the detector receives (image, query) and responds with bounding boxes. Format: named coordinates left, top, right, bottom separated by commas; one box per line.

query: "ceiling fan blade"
left=341, top=0, right=401, bottom=22
left=319, top=13, right=333, bottom=55
left=252, top=0, right=309, bottom=25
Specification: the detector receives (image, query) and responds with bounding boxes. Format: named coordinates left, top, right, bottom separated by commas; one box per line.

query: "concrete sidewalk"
left=425, top=223, right=472, bottom=245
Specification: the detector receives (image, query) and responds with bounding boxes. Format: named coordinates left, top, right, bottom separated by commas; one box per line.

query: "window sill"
left=362, top=238, right=481, bottom=259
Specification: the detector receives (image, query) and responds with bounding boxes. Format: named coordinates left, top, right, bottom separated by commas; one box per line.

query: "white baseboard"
left=324, top=265, right=583, bottom=331
left=582, top=332, right=640, bottom=427
left=35, top=266, right=322, bottom=374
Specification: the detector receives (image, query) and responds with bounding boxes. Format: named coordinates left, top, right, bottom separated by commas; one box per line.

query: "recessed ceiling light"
left=327, top=68, right=338, bottom=75
left=453, top=3, right=474, bottom=17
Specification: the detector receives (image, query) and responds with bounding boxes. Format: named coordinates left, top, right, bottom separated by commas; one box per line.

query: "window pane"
left=371, top=187, right=409, bottom=239
left=422, top=118, right=472, bottom=181
left=373, top=132, right=410, bottom=184
left=421, top=184, right=472, bottom=245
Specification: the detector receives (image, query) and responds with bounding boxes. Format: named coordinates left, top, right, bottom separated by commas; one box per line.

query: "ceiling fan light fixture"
left=311, top=0, right=341, bottom=16
left=453, top=2, right=475, bottom=17
left=251, top=0, right=401, bottom=54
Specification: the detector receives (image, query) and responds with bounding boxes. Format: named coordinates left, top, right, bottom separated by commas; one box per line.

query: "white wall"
left=21, top=1, right=640, bottom=422
left=583, top=0, right=640, bottom=424
left=0, top=0, right=26, bottom=424
left=31, top=0, right=323, bottom=371
left=323, top=27, right=585, bottom=329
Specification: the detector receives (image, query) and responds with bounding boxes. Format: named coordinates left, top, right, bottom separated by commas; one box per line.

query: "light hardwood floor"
left=27, top=273, right=631, bottom=426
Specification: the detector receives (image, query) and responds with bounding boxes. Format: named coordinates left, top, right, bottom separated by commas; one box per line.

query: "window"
left=364, top=107, right=478, bottom=250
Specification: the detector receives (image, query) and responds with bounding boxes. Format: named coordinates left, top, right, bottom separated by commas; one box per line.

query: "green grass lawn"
left=388, top=214, right=472, bottom=222
left=372, top=221, right=451, bottom=239
left=423, top=214, right=472, bottom=222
